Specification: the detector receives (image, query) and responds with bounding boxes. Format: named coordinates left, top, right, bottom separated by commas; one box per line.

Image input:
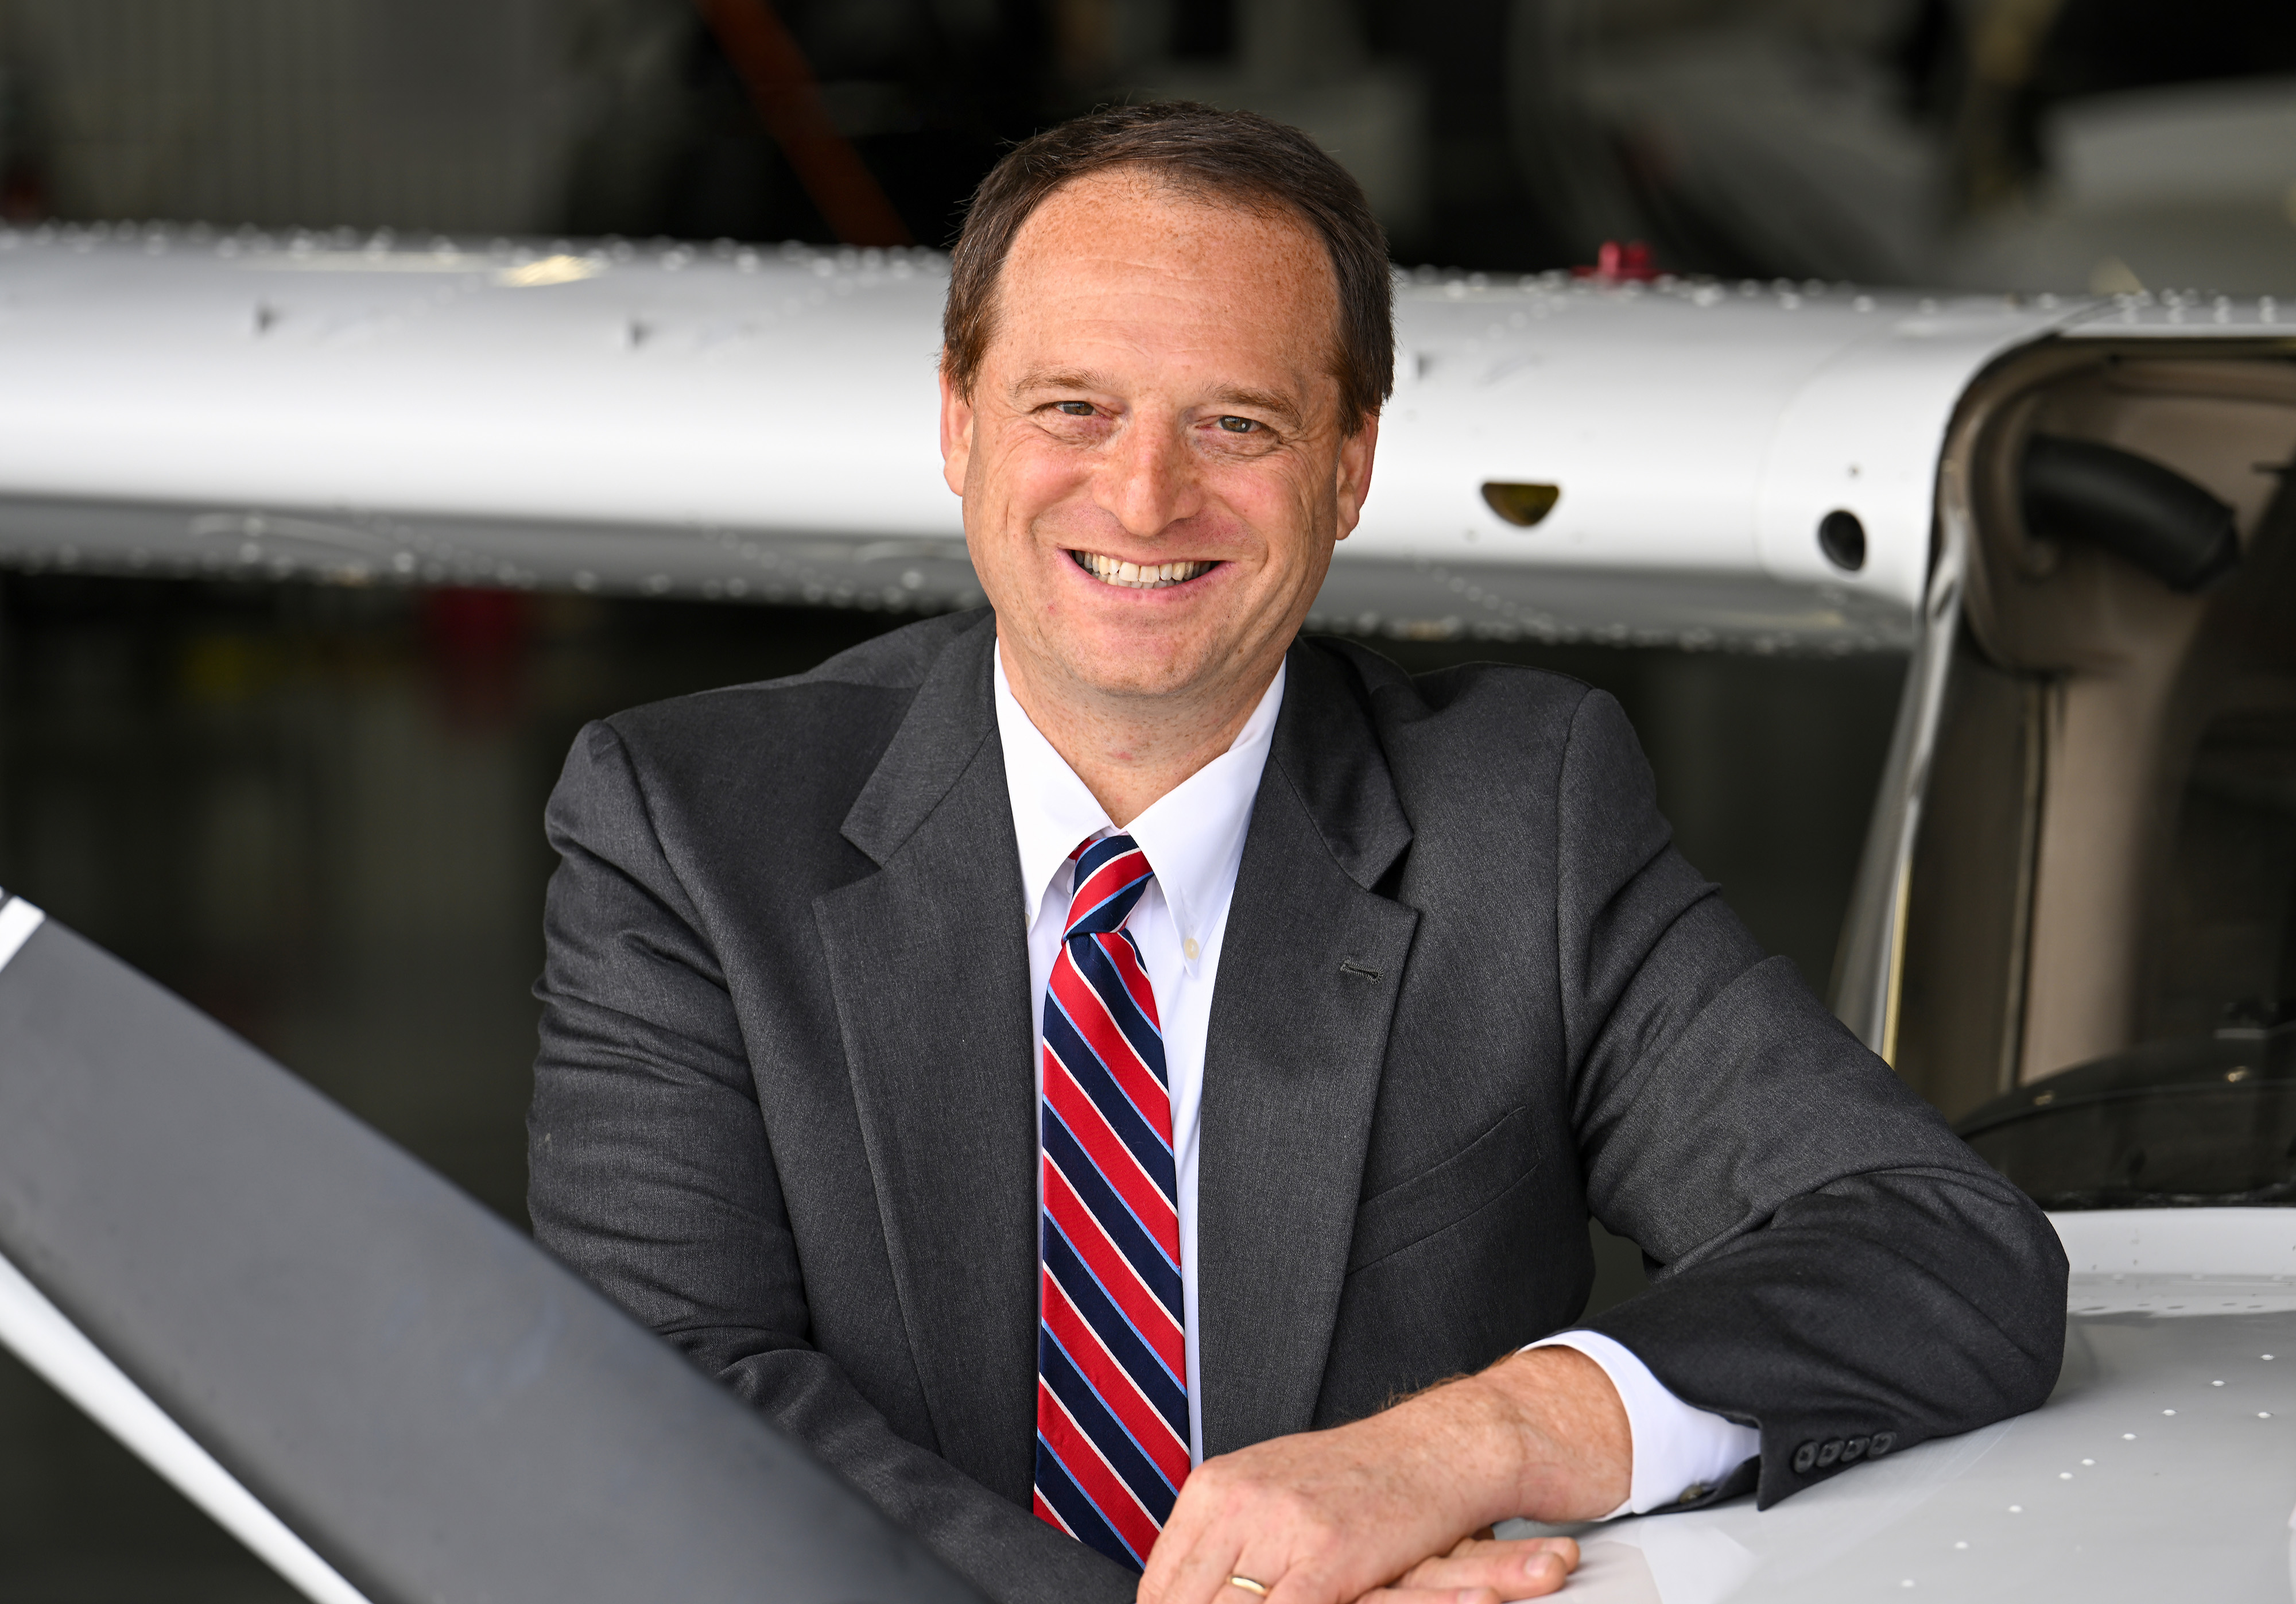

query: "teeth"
left=1075, top=552, right=1215, bottom=588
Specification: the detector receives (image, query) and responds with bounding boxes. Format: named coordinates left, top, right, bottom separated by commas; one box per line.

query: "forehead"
left=987, top=169, right=1340, bottom=379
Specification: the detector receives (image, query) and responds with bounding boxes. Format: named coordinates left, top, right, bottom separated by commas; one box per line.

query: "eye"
left=1216, top=416, right=1259, bottom=433
left=1054, top=401, right=1095, bottom=416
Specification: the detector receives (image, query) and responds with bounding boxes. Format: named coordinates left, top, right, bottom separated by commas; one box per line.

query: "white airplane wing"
left=1504, top=1206, right=2296, bottom=1603
left=13, top=224, right=2270, bottom=651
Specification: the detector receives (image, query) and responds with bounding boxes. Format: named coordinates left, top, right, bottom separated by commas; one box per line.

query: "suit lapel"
left=813, top=626, right=1422, bottom=1479
left=1197, top=642, right=1420, bottom=1456
left=812, top=617, right=1040, bottom=1503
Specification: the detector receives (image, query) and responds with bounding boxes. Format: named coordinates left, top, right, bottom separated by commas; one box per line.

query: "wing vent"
left=1480, top=482, right=1561, bottom=527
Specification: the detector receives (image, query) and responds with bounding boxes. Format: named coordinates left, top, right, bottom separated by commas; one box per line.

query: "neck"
left=998, top=638, right=1281, bottom=827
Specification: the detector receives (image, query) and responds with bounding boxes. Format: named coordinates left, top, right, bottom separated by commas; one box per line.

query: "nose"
left=1096, top=413, right=1201, bottom=539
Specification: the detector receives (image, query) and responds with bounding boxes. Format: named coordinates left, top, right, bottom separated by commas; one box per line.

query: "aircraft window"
left=0, top=1341, right=301, bottom=1601
left=1957, top=1024, right=2296, bottom=1209
left=1960, top=691, right=2296, bottom=1209
left=2145, top=704, right=2296, bottom=1044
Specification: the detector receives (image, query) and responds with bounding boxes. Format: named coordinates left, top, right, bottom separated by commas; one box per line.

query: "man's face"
left=940, top=169, right=1376, bottom=708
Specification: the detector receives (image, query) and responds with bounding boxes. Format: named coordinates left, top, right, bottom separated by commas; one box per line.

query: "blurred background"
left=2, top=0, right=2291, bottom=289
left=0, top=1, right=2287, bottom=1598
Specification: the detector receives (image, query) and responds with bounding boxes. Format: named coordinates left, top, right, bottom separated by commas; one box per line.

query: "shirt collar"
left=993, top=643, right=1285, bottom=971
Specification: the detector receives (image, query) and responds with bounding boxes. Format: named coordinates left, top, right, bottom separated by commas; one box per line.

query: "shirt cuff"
left=1523, top=1330, right=1761, bottom=1520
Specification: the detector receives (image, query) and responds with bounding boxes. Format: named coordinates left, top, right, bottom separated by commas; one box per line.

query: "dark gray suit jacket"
left=529, top=609, right=2065, bottom=1603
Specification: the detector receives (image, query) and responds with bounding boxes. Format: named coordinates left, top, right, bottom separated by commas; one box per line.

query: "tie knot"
left=1066, top=834, right=1154, bottom=937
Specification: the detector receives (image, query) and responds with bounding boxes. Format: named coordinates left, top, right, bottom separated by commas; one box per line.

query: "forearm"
left=1585, top=1168, right=2066, bottom=1505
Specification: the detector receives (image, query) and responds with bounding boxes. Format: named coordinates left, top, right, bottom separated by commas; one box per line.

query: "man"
left=529, top=104, right=2064, bottom=1604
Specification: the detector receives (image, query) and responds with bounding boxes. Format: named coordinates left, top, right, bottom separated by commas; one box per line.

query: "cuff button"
left=1792, top=1442, right=1818, bottom=1473
left=1843, top=1436, right=1870, bottom=1463
left=1870, top=1431, right=1895, bottom=1456
left=1816, top=1439, right=1844, bottom=1467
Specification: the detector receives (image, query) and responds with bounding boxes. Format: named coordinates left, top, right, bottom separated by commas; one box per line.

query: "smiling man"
left=529, top=105, right=2066, bottom=1604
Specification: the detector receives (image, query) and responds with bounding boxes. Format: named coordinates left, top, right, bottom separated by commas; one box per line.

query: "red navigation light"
left=1574, top=240, right=1658, bottom=282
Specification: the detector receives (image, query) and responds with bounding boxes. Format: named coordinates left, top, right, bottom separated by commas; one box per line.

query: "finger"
left=1137, top=1497, right=1243, bottom=1604
left=1395, top=1538, right=1579, bottom=1598
left=1149, top=1531, right=1305, bottom=1604
left=1417, top=1535, right=1580, bottom=1571
left=1428, top=1536, right=1580, bottom=1567
left=1437, top=1533, right=1552, bottom=1559
left=1142, top=1540, right=1252, bottom=1604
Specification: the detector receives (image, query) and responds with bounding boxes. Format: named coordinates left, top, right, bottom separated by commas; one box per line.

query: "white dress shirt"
left=992, top=645, right=1760, bottom=1516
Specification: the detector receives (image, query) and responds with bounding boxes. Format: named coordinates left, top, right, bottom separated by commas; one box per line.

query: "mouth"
left=1069, top=551, right=1220, bottom=590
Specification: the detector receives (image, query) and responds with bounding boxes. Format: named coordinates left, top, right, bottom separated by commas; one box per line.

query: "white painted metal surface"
left=0, top=897, right=370, bottom=1604
left=1362, top=277, right=2067, bottom=626
left=5, top=223, right=2239, bottom=649
left=2060, top=289, right=2295, bottom=338
left=2058, top=1210, right=2296, bottom=1285
left=1506, top=1208, right=2296, bottom=1601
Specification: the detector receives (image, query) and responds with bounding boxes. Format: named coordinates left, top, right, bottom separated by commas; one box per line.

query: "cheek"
left=1211, top=463, right=1329, bottom=566
left=983, top=440, right=1095, bottom=529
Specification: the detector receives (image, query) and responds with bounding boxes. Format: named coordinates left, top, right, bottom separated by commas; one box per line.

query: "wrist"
left=1363, top=1367, right=1548, bottom=1537
left=1469, top=1347, right=1634, bottom=1522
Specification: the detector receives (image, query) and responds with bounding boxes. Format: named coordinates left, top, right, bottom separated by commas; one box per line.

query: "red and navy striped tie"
left=1032, top=833, right=1190, bottom=1570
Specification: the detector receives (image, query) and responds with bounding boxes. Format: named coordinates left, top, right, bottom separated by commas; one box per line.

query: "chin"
left=1070, top=655, right=1208, bottom=702
left=1056, top=633, right=1219, bottom=701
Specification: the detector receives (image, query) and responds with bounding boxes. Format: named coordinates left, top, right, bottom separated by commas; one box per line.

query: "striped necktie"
left=1031, top=833, right=1190, bottom=1571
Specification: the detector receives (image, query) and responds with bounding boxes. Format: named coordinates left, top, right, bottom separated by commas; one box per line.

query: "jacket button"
left=1792, top=1442, right=1818, bottom=1473
left=1870, top=1431, right=1896, bottom=1456
left=1816, top=1439, right=1844, bottom=1467
left=1842, top=1436, right=1870, bottom=1463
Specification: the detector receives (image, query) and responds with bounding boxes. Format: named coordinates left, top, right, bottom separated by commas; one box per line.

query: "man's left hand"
left=1138, top=1346, right=1630, bottom=1604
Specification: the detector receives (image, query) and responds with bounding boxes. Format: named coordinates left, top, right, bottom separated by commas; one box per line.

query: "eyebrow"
left=1009, top=367, right=1309, bottom=431
left=1205, top=385, right=1305, bottom=431
left=1008, top=366, right=1115, bottom=401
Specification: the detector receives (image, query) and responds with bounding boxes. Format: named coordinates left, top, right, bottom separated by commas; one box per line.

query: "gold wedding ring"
left=1226, top=1578, right=1270, bottom=1598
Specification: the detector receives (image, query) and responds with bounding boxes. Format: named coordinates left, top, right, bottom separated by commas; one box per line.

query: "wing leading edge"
left=0, top=226, right=2179, bottom=651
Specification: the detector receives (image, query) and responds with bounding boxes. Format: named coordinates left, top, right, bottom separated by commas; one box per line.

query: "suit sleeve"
left=528, top=720, right=1134, bottom=1603
left=1550, top=689, right=2066, bottom=1509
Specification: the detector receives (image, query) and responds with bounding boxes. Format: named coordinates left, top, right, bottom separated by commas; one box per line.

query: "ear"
left=1333, top=412, right=1379, bottom=541
left=938, top=362, right=974, bottom=497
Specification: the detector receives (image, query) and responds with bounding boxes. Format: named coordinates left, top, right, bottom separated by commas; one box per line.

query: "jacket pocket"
left=1346, top=1106, right=1539, bottom=1274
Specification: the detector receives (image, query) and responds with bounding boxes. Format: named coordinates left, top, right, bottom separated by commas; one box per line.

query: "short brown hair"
left=941, top=103, right=1394, bottom=432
